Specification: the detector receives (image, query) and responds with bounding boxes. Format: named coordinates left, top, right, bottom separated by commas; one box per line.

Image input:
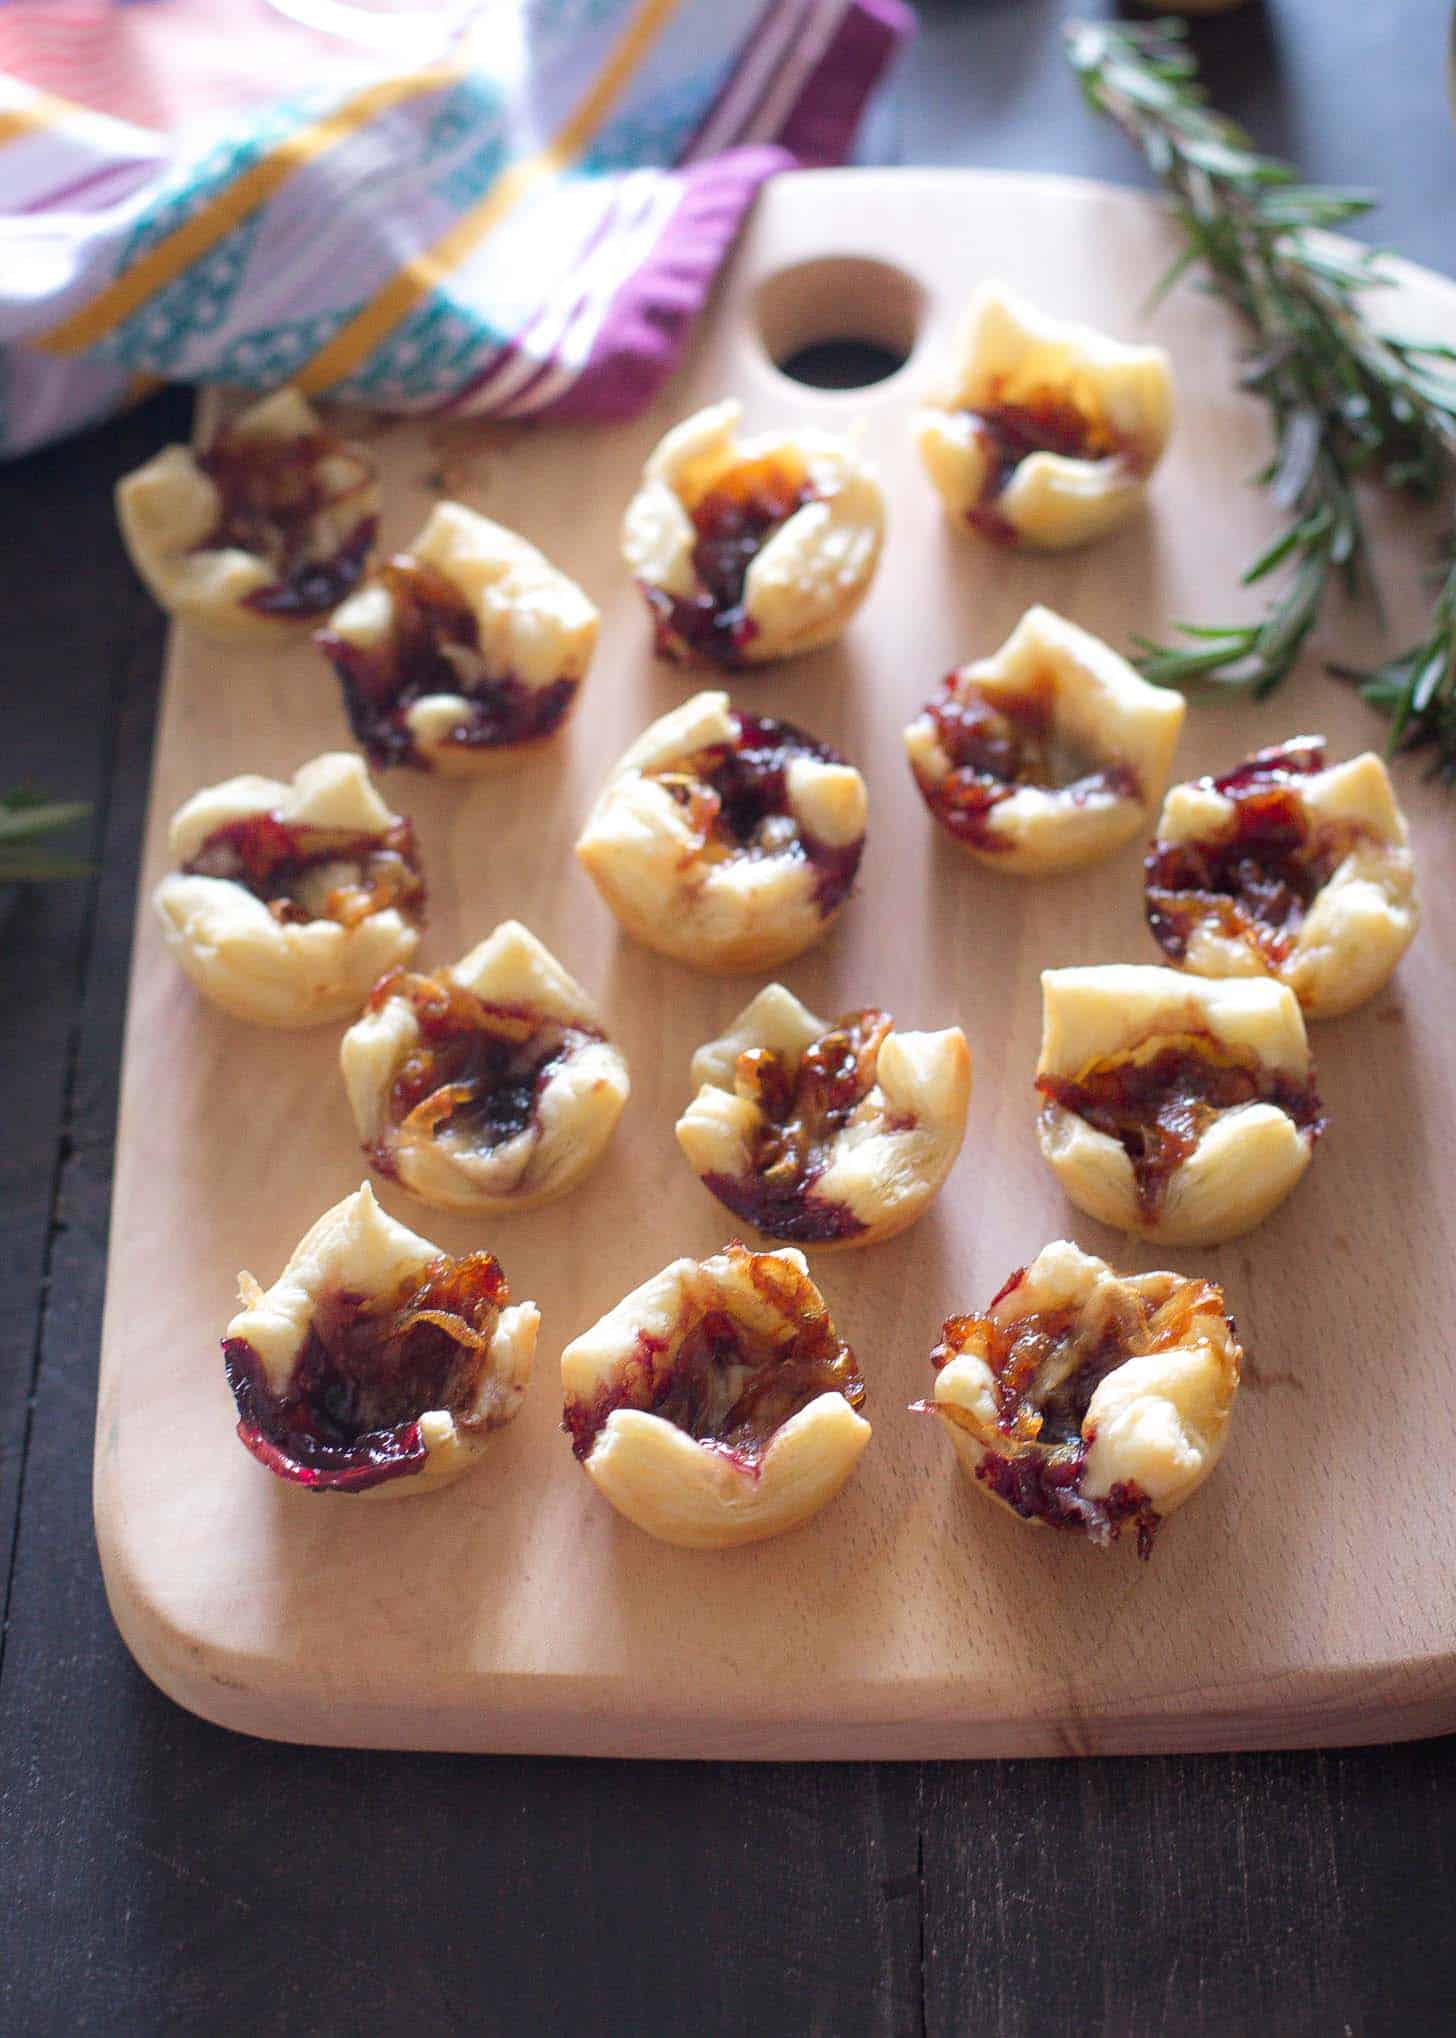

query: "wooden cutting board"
left=94, top=169, right=1456, bottom=1758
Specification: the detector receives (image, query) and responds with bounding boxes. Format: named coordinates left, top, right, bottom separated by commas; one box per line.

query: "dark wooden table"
left=4, top=4, right=1453, bottom=2030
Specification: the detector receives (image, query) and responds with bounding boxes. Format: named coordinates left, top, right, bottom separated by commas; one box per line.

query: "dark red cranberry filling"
left=365, top=969, right=597, bottom=1176
left=198, top=423, right=376, bottom=617
left=973, top=391, right=1103, bottom=489
left=961, top=382, right=1135, bottom=545
left=659, top=711, right=863, bottom=917
left=701, top=1009, right=892, bottom=1243
left=182, top=811, right=425, bottom=929
left=1037, top=1041, right=1324, bottom=1220
left=224, top=1250, right=509, bottom=1492
left=564, top=1249, right=862, bottom=1469
left=974, top=1453, right=1160, bottom=1557
left=925, top=1282, right=1221, bottom=1559
left=1208, top=735, right=1325, bottom=797
left=1145, top=738, right=1341, bottom=967
left=912, top=677, right=1136, bottom=851
left=317, top=556, right=578, bottom=769
left=700, top=1175, right=866, bottom=1246
left=642, top=457, right=814, bottom=666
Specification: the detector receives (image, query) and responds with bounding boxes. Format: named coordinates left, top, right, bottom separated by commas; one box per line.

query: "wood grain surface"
left=92, top=169, right=1456, bottom=1758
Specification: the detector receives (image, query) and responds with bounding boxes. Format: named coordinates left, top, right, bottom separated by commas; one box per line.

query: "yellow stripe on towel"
left=0, top=90, right=75, bottom=146
left=295, top=0, right=682, bottom=395
left=38, top=68, right=461, bottom=355
left=0, top=85, right=147, bottom=149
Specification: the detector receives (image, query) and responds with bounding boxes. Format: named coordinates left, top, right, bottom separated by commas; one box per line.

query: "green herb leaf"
left=0, top=788, right=92, bottom=883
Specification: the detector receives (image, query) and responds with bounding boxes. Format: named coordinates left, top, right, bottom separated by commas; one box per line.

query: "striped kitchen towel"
left=0, top=0, right=912, bottom=457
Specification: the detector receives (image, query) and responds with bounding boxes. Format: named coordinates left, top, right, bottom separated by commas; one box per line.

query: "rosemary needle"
left=0, top=789, right=92, bottom=884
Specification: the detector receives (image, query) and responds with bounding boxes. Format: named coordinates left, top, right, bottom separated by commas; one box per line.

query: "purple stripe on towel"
left=774, top=0, right=913, bottom=168
left=535, top=0, right=910, bottom=422
left=429, top=176, right=635, bottom=416
left=483, top=174, right=674, bottom=419
left=538, top=144, right=789, bottom=422
left=17, top=155, right=160, bottom=215
left=676, top=0, right=806, bottom=165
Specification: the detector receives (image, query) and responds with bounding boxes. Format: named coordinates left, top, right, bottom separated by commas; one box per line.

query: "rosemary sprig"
left=1066, top=18, right=1456, bottom=775
left=0, top=788, right=92, bottom=883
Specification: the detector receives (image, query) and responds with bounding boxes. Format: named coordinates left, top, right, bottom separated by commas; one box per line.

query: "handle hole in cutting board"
left=755, top=256, right=925, bottom=392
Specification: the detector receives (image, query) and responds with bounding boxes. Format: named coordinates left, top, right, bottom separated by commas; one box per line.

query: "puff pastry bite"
left=1035, top=964, right=1323, bottom=1246
left=1145, top=736, right=1419, bottom=1019
left=340, top=920, right=629, bottom=1213
left=913, top=282, right=1173, bottom=549
left=223, top=1183, right=539, bottom=1497
left=620, top=399, right=885, bottom=666
left=905, top=606, right=1184, bottom=872
left=115, top=388, right=377, bottom=635
left=153, top=751, right=425, bottom=1027
left=676, top=985, right=970, bottom=1248
left=561, top=1242, right=868, bottom=1548
left=920, top=1239, right=1241, bottom=1558
left=576, top=691, right=866, bottom=972
left=316, top=502, right=598, bottom=772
